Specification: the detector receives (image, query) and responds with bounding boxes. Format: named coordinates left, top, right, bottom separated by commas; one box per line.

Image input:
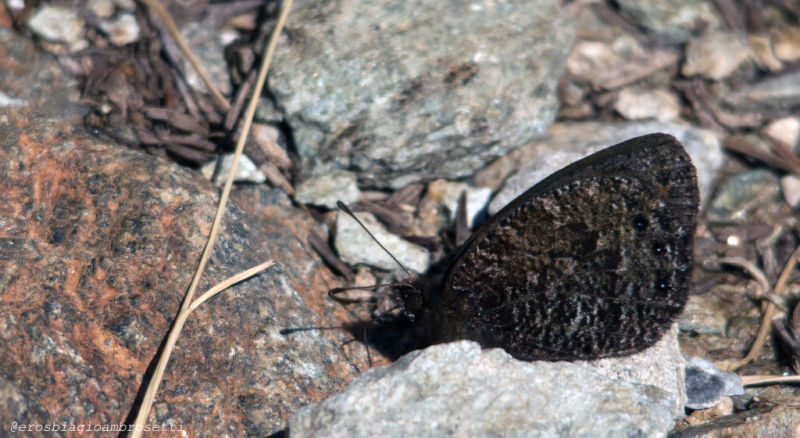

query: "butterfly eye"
left=632, top=215, right=649, bottom=231
left=652, top=241, right=668, bottom=256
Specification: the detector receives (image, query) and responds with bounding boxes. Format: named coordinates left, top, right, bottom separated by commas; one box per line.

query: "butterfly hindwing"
left=433, top=134, right=698, bottom=361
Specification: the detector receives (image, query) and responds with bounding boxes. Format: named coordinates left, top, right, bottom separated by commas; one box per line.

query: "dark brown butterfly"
left=401, top=133, right=698, bottom=361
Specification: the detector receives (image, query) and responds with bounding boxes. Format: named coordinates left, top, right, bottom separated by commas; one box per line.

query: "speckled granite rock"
left=0, top=28, right=368, bottom=437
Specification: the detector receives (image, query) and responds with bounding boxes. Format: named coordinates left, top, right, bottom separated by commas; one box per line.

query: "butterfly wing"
left=437, top=133, right=698, bottom=361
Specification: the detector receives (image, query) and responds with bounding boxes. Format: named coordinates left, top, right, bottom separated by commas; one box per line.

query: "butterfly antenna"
left=328, top=282, right=414, bottom=301
left=337, top=201, right=412, bottom=277
left=279, top=326, right=345, bottom=335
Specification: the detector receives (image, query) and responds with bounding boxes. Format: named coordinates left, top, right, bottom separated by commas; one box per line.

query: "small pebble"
left=684, top=355, right=743, bottom=410
left=614, top=88, right=681, bottom=122
left=682, top=32, right=751, bottom=80
left=762, top=117, right=800, bottom=149
left=781, top=174, right=800, bottom=209
left=774, top=26, right=800, bottom=62
left=89, top=0, right=116, bottom=18
left=427, top=180, right=492, bottom=229
left=748, top=34, right=782, bottom=72
left=335, top=211, right=430, bottom=274
left=200, top=154, right=266, bottom=186
left=27, top=6, right=85, bottom=44
left=567, top=41, right=623, bottom=81
left=102, top=13, right=140, bottom=46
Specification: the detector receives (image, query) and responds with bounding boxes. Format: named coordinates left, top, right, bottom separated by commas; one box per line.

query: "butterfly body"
left=406, top=133, right=698, bottom=361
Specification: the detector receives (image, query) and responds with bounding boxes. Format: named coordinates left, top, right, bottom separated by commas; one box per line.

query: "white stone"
left=335, top=211, right=429, bottom=274
left=567, top=40, right=624, bottom=80
left=200, top=154, right=266, bottom=186
left=774, top=26, right=800, bottom=62
left=614, top=88, right=681, bottom=122
left=7, top=0, right=24, bottom=11
left=781, top=174, right=800, bottom=208
left=428, top=181, right=493, bottom=229
left=0, top=92, right=25, bottom=107
left=27, top=6, right=85, bottom=44
left=763, top=117, right=800, bottom=148
left=101, top=13, right=140, bottom=46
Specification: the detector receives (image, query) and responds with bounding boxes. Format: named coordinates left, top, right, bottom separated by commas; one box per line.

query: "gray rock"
left=706, top=169, right=780, bottom=223
left=287, top=341, right=677, bottom=438
left=265, top=0, right=575, bottom=188
left=679, top=294, right=728, bottom=336
left=335, top=211, right=430, bottom=273
left=616, top=0, right=721, bottom=43
left=488, top=121, right=724, bottom=215
left=684, top=356, right=744, bottom=410
left=295, top=169, right=361, bottom=209
left=575, top=325, right=686, bottom=418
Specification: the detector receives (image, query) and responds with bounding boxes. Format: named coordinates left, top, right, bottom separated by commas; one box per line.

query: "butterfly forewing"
left=432, top=133, right=698, bottom=361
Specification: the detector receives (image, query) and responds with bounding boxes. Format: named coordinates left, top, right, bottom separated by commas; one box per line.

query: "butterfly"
left=399, top=133, right=698, bottom=361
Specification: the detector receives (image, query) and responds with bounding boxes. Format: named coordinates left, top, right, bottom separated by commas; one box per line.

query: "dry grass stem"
left=129, top=1, right=294, bottom=436
left=741, top=375, right=800, bottom=386
left=711, top=257, right=771, bottom=296
left=189, top=260, right=275, bottom=312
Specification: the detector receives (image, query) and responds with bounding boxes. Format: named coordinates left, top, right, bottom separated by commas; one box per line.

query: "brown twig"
left=139, top=0, right=231, bottom=111
left=728, top=245, right=800, bottom=371
left=354, top=200, right=412, bottom=234
left=702, top=256, right=771, bottom=295
left=724, top=135, right=800, bottom=174
left=189, top=261, right=275, bottom=311
left=308, top=230, right=354, bottom=282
